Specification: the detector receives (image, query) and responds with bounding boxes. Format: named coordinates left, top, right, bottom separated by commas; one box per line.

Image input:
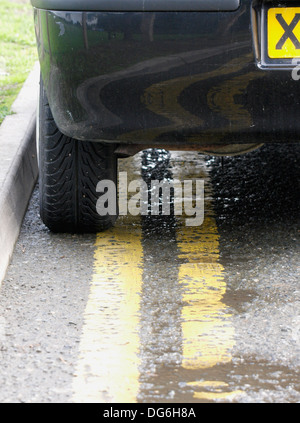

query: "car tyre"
left=38, top=77, right=118, bottom=233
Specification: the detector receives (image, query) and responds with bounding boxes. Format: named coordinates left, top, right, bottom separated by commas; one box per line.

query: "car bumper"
left=30, top=0, right=240, bottom=12
left=33, top=0, right=300, bottom=146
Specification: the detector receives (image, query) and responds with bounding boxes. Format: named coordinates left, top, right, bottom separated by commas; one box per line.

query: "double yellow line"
left=72, top=153, right=241, bottom=403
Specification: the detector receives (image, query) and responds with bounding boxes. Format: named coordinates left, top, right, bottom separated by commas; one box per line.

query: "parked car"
left=31, top=0, right=300, bottom=232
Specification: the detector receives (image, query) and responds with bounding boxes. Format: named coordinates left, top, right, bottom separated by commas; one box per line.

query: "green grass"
left=0, top=0, right=37, bottom=124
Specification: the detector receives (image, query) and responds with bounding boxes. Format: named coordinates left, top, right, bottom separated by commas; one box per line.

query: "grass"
left=0, top=0, right=37, bottom=124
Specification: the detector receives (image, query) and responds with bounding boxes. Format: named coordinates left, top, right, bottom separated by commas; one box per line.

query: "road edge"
left=0, top=63, right=40, bottom=285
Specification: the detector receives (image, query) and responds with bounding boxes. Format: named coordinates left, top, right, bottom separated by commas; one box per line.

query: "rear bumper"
left=33, top=1, right=300, bottom=146
left=31, top=0, right=240, bottom=12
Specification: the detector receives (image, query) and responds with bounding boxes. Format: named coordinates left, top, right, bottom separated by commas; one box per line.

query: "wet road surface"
left=0, top=144, right=299, bottom=403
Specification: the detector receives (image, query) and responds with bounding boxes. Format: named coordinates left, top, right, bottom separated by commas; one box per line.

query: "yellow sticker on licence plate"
left=268, top=7, right=300, bottom=58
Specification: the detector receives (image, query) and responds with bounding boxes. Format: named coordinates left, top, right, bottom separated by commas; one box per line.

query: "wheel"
left=38, top=77, right=118, bottom=233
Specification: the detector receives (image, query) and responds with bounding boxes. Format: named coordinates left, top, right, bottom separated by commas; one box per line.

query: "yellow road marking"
left=193, top=390, right=243, bottom=400
left=72, top=215, right=143, bottom=403
left=73, top=152, right=242, bottom=402
left=171, top=152, right=242, bottom=401
left=188, top=380, right=243, bottom=400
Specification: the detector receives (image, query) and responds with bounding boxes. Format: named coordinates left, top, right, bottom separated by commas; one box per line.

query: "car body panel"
left=32, top=0, right=300, bottom=146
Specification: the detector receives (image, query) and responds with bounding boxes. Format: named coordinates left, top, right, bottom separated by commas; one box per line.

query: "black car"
left=31, top=0, right=300, bottom=232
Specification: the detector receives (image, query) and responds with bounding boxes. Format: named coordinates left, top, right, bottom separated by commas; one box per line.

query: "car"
left=30, top=0, right=300, bottom=232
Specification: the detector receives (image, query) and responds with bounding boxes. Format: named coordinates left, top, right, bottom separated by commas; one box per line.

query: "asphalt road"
left=0, top=143, right=299, bottom=403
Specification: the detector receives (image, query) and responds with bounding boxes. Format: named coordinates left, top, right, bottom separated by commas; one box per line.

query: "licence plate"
left=268, top=7, right=300, bottom=59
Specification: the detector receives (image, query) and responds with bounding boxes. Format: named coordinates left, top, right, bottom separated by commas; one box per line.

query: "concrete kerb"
left=0, top=62, right=40, bottom=285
